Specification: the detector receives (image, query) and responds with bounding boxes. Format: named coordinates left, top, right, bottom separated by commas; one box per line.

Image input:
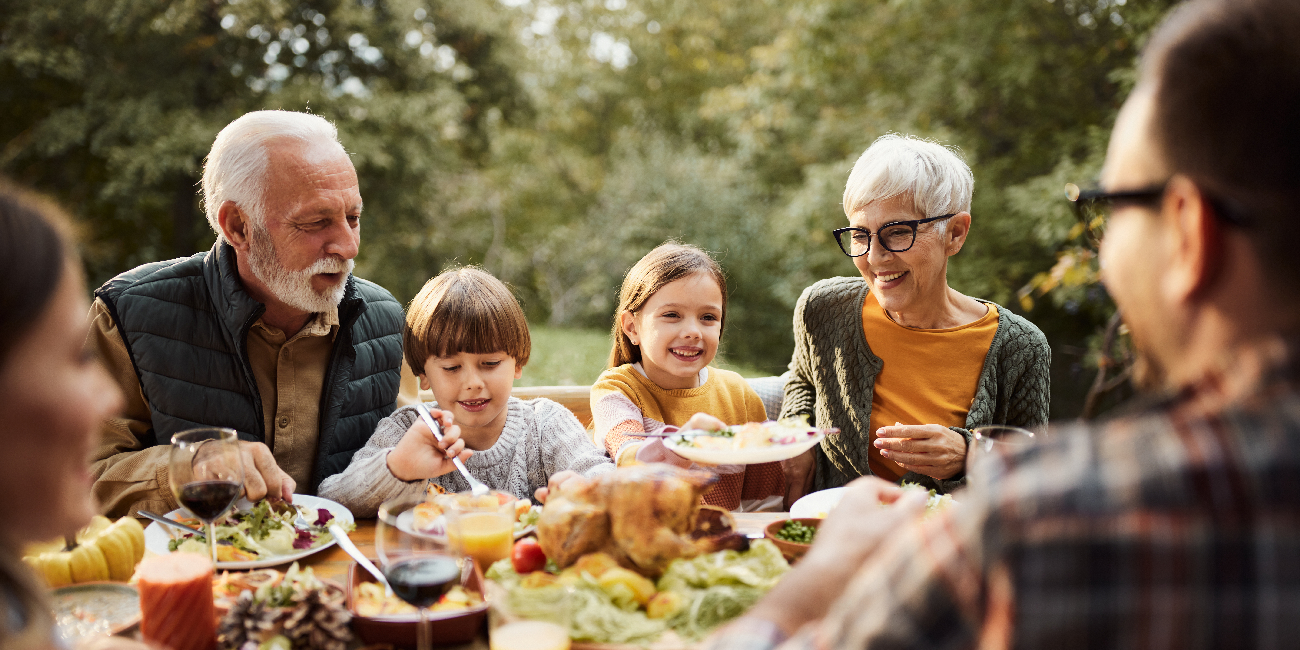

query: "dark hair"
left=403, top=267, right=531, bottom=373
left=0, top=179, right=72, bottom=367
left=1143, top=0, right=1300, bottom=288
left=608, top=242, right=727, bottom=368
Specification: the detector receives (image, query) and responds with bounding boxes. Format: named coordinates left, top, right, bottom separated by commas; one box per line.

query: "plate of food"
left=489, top=464, right=792, bottom=646
left=663, top=418, right=833, bottom=465
left=143, top=494, right=354, bottom=569
left=53, top=582, right=142, bottom=642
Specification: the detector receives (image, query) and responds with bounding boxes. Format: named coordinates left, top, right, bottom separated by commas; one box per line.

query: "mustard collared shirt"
left=87, top=298, right=420, bottom=517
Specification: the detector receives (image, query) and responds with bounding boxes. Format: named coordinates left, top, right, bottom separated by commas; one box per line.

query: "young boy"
left=318, top=267, right=612, bottom=517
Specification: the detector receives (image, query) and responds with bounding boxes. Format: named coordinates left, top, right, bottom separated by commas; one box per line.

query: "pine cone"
left=218, top=592, right=279, bottom=650
left=281, top=590, right=352, bottom=650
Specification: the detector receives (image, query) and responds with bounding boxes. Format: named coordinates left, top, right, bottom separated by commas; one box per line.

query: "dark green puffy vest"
left=95, top=242, right=404, bottom=492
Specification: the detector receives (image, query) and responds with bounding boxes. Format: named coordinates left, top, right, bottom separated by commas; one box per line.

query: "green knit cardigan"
left=779, top=277, right=1051, bottom=494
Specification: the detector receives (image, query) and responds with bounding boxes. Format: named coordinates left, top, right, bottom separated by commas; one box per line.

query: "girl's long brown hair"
left=608, top=242, right=727, bottom=368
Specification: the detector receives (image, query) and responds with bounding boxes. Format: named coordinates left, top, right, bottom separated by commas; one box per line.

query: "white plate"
left=144, top=494, right=354, bottom=569
left=789, top=487, right=846, bottom=519
left=663, top=430, right=827, bottom=465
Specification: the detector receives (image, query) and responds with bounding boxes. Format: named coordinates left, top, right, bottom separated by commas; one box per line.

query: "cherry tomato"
left=511, top=538, right=547, bottom=574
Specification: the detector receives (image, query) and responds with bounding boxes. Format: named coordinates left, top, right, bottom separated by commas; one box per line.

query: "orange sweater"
left=861, top=292, right=999, bottom=480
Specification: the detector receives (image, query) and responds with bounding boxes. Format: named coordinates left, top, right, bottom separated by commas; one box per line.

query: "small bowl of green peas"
left=764, top=517, right=822, bottom=563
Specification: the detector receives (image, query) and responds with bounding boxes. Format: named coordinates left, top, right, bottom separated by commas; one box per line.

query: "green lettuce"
left=490, top=540, right=790, bottom=643
left=657, top=540, right=789, bottom=638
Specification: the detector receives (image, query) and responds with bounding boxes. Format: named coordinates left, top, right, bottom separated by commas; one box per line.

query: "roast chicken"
left=536, top=464, right=747, bottom=577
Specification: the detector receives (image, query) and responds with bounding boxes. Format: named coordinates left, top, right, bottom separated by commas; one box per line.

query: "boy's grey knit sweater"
left=318, top=397, right=614, bottom=517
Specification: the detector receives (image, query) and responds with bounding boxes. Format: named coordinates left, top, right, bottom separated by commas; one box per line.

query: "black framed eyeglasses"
left=1064, top=182, right=1165, bottom=247
left=1065, top=180, right=1251, bottom=247
left=832, top=214, right=956, bottom=257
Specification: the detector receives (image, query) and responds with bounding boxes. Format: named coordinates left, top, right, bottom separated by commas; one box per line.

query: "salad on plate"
left=146, top=494, right=355, bottom=567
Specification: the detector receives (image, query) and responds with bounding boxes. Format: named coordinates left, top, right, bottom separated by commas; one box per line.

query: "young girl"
left=591, top=243, right=786, bottom=511
left=319, top=267, right=612, bottom=517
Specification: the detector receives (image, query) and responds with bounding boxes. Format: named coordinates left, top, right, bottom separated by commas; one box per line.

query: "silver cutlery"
left=414, top=403, right=490, bottom=497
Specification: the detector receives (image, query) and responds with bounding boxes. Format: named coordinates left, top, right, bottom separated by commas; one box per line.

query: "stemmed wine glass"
left=376, top=498, right=463, bottom=650
left=169, top=428, right=245, bottom=565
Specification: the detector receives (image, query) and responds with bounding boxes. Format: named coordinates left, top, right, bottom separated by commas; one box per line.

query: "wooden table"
left=297, top=512, right=788, bottom=585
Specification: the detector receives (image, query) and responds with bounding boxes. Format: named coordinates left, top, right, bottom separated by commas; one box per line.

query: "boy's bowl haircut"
left=403, top=267, right=531, bottom=372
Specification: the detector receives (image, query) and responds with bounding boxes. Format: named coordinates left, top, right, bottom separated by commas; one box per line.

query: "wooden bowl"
left=346, top=558, right=488, bottom=648
left=764, top=518, right=822, bottom=563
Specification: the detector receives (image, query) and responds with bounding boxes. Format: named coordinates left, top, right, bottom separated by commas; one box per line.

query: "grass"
left=516, top=325, right=770, bottom=387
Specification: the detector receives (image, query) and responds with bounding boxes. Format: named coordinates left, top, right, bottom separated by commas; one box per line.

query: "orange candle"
left=137, top=553, right=216, bottom=650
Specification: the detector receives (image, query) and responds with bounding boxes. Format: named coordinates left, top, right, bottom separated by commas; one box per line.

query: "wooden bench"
left=512, top=385, right=594, bottom=428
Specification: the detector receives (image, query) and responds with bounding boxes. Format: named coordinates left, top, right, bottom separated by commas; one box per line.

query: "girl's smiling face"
left=619, top=273, right=723, bottom=390
left=420, top=351, right=522, bottom=448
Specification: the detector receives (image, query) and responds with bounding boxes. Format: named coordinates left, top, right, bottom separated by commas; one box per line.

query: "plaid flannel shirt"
left=708, top=344, right=1300, bottom=650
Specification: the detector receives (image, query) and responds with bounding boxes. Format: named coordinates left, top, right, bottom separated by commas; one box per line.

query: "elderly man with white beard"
left=88, top=111, right=433, bottom=518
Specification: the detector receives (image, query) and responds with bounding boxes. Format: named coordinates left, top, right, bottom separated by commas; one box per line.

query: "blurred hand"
left=874, top=423, right=967, bottom=480
left=747, top=477, right=928, bottom=634
left=534, top=470, right=583, bottom=503
left=236, top=441, right=296, bottom=502
left=386, top=408, right=472, bottom=482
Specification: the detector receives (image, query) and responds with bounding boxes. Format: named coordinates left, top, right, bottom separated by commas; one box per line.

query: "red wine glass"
left=169, top=428, right=245, bottom=565
left=376, top=498, right=462, bottom=650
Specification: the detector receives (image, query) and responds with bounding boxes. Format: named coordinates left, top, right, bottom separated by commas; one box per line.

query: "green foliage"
left=2, top=0, right=1180, bottom=414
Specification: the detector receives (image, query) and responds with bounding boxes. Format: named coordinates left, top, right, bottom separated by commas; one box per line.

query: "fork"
left=414, top=403, right=490, bottom=497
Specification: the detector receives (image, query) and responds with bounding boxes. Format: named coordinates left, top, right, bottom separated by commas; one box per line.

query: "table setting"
left=30, top=422, right=843, bottom=650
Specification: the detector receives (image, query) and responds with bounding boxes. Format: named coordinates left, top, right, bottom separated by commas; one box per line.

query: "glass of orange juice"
left=443, top=490, right=516, bottom=572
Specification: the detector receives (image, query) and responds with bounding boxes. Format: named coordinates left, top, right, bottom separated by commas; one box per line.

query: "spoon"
left=414, top=403, right=490, bottom=497
left=329, top=524, right=393, bottom=597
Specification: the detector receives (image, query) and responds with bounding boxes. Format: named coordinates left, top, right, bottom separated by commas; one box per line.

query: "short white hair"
left=200, top=110, right=347, bottom=241
left=842, top=134, right=973, bottom=222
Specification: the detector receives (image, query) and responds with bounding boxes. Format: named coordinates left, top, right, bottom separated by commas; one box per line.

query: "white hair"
left=842, top=134, right=974, bottom=226
left=200, top=110, right=347, bottom=242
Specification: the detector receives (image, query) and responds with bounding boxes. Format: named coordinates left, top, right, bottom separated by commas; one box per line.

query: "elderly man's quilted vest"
left=95, top=242, right=404, bottom=491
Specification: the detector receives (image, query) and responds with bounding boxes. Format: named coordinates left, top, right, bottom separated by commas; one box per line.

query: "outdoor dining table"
left=283, top=511, right=790, bottom=649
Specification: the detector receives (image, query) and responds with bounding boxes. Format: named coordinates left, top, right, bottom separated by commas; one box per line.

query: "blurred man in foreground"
left=88, top=111, right=429, bottom=518
left=709, top=0, right=1300, bottom=647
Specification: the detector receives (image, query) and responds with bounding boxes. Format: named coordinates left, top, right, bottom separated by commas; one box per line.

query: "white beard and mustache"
left=246, top=222, right=353, bottom=313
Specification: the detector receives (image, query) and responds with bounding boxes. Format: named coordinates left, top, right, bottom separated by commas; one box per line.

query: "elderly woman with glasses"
left=780, top=135, right=1051, bottom=497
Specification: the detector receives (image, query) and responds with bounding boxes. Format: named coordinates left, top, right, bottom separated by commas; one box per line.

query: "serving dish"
left=143, top=494, right=354, bottom=569
left=346, top=558, right=488, bottom=647
left=763, top=518, right=822, bottom=563
left=52, top=581, right=141, bottom=641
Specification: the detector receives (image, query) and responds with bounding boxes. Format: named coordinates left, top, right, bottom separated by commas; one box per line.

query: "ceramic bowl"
left=346, top=558, right=488, bottom=648
left=763, top=518, right=822, bottom=563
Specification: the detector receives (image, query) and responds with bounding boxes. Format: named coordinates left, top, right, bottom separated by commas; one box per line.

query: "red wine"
left=384, top=556, right=461, bottom=609
left=178, top=480, right=242, bottom=521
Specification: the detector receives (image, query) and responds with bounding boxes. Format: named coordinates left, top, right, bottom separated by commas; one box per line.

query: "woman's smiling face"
left=849, top=194, right=966, bottom=318
left=620, top=273, right=723, bottom=390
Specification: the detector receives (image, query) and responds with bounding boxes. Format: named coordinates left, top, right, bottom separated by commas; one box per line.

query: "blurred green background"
left=1, top=0, right=1175, bottom=415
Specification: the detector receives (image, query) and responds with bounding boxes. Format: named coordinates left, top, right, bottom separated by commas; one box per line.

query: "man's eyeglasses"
left=832, top=214, right=956, bottom=258
left=1065, top=180, right=1251, bottom=247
